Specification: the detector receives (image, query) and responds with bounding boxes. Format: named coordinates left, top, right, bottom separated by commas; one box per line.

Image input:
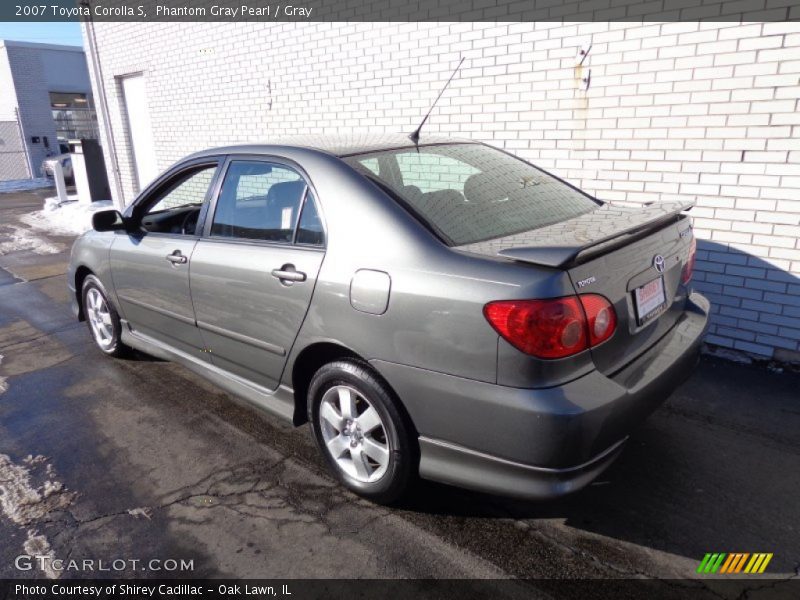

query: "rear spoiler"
left=493, top=200, right=695, bottom=269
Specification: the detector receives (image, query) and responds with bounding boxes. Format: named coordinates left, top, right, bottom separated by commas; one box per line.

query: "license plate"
left=634, top=277, right=667, bottom=325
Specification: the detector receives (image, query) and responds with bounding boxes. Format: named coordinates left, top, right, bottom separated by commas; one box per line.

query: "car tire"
left=308, top=360, right=414, bottom=504
left=82, top=275, right=130, bottom=357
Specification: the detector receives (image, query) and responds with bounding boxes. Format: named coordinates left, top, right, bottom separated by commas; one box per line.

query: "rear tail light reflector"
left=483, top=294, right=616, bottom=359
left=681, top=236, right=697, bottom=285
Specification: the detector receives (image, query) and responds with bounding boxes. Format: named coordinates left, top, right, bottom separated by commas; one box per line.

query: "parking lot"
left=0, top=189, right=798, bottom=590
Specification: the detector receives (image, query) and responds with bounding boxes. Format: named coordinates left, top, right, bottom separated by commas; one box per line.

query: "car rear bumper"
left=418, top=435, right=628, bottom=500
left=371, top=292, right=710, bottom=500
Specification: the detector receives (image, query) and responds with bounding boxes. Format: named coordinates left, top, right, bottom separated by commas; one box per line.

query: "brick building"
left=83, top=21, right=800, bottom=361
left=0, top=40, right=97, bottom=180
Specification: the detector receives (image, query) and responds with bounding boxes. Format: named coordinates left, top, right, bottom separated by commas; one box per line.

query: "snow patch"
left=0, top=354, right=6, bottom=394
left=23, top=454, right=47, bottom=466
left=0, top=454, right=75, bottom=525
left=0, top=225, right=63, bottom=255
left=0, top=178, right=53, bottom=194
left=127, top=507, right=152, bottom=520
left=21, top=197, right=114, bottom=237
left=24, top=530, right=59, bottom=579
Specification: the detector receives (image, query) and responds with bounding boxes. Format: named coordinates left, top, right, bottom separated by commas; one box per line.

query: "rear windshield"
left=343, top=143, right=599, bottom=246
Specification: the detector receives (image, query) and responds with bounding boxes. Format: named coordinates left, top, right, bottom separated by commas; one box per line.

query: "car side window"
left=139, top=164, right=217, bottom=235
left=296, top=191, right=324, bottom=246
left=210, top=161, right=307, bottom=243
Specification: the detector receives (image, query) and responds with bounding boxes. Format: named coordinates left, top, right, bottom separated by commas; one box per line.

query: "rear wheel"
left=82, top=275, right=129, bottom=357
left=308, top=360, right=414, bottom=504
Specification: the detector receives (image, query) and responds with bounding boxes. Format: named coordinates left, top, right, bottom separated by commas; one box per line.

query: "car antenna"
left=408, top=56, right=465, bottom=145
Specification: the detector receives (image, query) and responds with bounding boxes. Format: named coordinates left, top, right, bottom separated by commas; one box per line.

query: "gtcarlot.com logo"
left=697, top=553, right=773, bottom=574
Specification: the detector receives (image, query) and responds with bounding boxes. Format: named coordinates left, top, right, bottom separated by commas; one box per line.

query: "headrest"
left=422, top=189, right=464, bottom=205
left=464, top=172, right=501, bottom=203
left=267, top=180, right=306, bottom=208
left=402, top=185, right=423, bottom=201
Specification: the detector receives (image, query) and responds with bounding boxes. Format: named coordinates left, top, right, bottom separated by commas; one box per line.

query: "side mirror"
left=92, top=210, right=127, bottom=232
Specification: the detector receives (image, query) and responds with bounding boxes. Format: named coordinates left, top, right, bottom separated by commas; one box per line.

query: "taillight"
left=483, top=294, right=616, bottom=359
left=681, top=237, right=697, bottom=285
left=580, top=294, right=617, bottom=346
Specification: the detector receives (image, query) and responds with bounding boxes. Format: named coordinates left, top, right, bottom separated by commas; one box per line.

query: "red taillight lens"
left=484, top=297, right=588, bottom=359
left=484, top=294, right=617, bottom=359
left=579, top=294, right=617, bottom=346
left=681, top=237, right=697, bottom=285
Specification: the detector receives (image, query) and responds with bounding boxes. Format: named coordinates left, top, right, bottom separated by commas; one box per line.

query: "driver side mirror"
left=92, top=210, right=127, bottom=232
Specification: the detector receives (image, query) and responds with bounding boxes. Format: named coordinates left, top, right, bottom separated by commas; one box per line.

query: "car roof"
left=187, top=134, right=477, bottom=160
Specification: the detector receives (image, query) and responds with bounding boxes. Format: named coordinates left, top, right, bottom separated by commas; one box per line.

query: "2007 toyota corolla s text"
left=67, top=135, right=709, bottom=504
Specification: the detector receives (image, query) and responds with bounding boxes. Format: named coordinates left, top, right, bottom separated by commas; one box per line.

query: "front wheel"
left=82, top=274, right=130, bottom=357
left=308, top=360, right=414, bottom=504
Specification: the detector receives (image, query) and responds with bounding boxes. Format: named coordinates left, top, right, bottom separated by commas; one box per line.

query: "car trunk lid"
left=458, top=201, right=696, bottom=375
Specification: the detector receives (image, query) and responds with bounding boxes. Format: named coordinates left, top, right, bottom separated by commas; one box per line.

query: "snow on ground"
left=0, top=453, right=74, bottom=526
left=0, top=452, right=74, bottom=579
left=24, top=530, right=59, bottom=579
left=0, top=178, right=53, bottom=193
left=0, top=194, right=112, bottom=256
left=21, top=196, right=113, bottom=237
left=0, top=225, right=63, bottom=256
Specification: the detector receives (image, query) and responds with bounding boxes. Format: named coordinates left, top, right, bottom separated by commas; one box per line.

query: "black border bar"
left=3, top=579, right=800, bottom=600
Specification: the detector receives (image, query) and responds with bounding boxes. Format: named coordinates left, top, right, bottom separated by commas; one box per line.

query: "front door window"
left=138, top=164, right=217, bottom=235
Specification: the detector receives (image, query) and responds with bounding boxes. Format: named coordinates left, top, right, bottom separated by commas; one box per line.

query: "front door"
left=190, top=159, right=326, bottom=390
left=110, top=160, right=220, bottom=357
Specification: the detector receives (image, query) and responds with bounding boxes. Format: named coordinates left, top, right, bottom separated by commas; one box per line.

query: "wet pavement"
left=0, top=189, right=798, bottom=590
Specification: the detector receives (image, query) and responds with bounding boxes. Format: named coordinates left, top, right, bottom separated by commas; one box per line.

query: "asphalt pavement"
left=0, top=189, right=798, bottom=595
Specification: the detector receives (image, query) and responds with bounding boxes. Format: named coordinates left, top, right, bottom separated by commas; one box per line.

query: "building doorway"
left=120, top=73, right=157, bottom=191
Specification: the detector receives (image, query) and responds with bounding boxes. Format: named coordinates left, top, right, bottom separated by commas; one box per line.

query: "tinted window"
left=296, top=192, right=324, bottom=246
left=140, top=164, right=217, bottom=235
left=344, top=144, right=599, bottom=246
left=148, top=166, right=215, bottom=213
left=211, top=161, right=306, bottom=242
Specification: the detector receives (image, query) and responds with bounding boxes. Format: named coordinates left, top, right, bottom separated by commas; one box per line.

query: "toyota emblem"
left=653, top=254, right=666, bottom=273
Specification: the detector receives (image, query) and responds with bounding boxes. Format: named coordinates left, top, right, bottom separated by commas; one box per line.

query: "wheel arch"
left=74, top=265, right=94, bottom=322
left=289, top=341, right=418, bottom=444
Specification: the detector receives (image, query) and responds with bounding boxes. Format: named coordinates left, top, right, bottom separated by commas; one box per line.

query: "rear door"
left=190, top=157, right=325, bottom=391
left=110, top=159, right=220, bottom=357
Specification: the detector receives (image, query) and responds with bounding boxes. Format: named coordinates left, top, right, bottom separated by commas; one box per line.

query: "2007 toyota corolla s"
left=68, top=135, right=709, bottom=503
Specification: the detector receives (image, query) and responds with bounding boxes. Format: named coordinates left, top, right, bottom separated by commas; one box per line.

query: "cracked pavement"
left=0, top=190, right=798, bottom=593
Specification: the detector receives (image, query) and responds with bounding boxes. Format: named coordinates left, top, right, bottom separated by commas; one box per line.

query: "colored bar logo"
left=697, top=553, right=773, bottom=574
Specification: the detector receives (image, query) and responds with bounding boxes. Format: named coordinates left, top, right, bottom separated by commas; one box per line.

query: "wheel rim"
left=86, top=287, right=115, bottom=350
left=319, top=385, right=390, bottom=483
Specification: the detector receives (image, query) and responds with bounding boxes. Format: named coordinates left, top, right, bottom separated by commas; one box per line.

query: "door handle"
left=271, top=265, right=307, bottom=283
left=166, top=251, right=187, bottom=265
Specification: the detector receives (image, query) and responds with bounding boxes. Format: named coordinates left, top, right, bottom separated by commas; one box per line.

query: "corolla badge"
left=653, top=254, right=666, bottom=273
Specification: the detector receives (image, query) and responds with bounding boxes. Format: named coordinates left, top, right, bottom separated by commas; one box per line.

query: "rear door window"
left=210, top=161, right=307, bottom=243
left=296, top=191, right=324, bottom=246
left=344, top=144, right=599, bottom=246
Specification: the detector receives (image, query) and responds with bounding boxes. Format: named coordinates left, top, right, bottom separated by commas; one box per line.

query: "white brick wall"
left=85, top=21, right=800, bottom=361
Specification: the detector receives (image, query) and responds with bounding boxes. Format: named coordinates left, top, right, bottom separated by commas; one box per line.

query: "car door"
left=190, top=157, right=326, bottom=390
left=110, top=159, right=221, bottom=357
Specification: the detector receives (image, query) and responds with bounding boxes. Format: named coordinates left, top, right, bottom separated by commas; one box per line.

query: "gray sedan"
left=68, top=135, right=709, bottom=503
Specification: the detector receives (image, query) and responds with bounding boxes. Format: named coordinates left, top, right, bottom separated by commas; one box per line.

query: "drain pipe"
left=81, top=3, right=125, bottom=210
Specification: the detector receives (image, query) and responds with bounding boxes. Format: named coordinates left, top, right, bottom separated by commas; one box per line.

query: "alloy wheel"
left=318, top=385, right=390, bottom=483
left=86, top=287, right=115, bottom=350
